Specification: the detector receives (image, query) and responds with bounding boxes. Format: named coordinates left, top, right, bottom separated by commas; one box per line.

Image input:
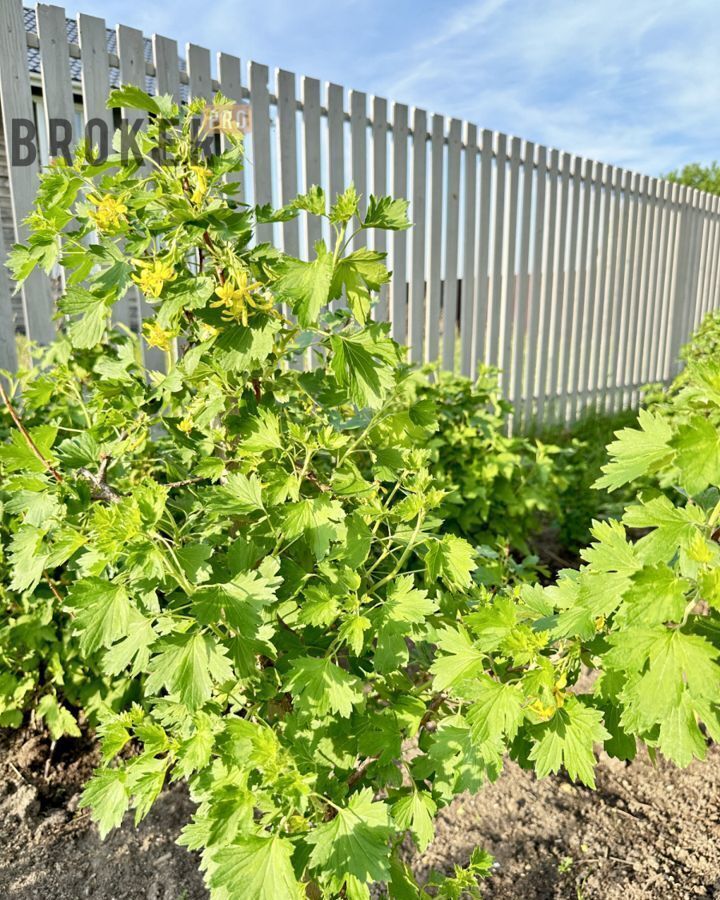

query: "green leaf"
left=306, top=789, right=393, bottom=887
left=0, top=424, right=58, bottom=474
left=210, top=835, right=301, bottom=900
left=671, top=416, right=720, bottom=495
left=329, top=185, right=360, bottom=225
left=466, top=676, right=524, bottom=746
left=594, top=409, right=673, bottom=490
left=430, top=627, right=485, bottom=692
left=282, top=495, right=346, bottom=560
left=145, top=632, right=234, bottom=710
left=292, top=185, right=326, bottom=216
left=207, top=472, right=264, bottom=515
left=363, top=195, right=410, bottom=231
left=391, top=790, right=436, bottom=852
left=79, top=768, right=129, bottom=838
left=284, top=656, right=363, bottom=717
left=275, top=242, right=334, bottom=327
left=528, top=698, right=609, bottom=788
left=329, top=327, right=398, bottom=409
left=67, top=578, right=133, bottom=655
left=107, top=85, right=160, bottom=114
left=425, top=534, right=477, bottom=591
left=329, top=249, right=389, bottom=325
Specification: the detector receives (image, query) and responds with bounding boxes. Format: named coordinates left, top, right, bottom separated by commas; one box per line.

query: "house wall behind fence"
left=0, top=1, right=719, bottom=429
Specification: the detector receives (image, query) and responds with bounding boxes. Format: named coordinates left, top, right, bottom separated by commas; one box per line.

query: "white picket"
left=78, top=13, right=113, bottom=136
left=349, top=90, right=367, bottom=244
left=572, top=160, right=601, bottom=420
left=521, top=144, right=546, bottom=428
left=408, top=108, right=427, bottom=365
left=187, top=44, right=212, bottom=100
left=459, top=123, right=477, bottom=377
left=372, top=95, right=389, bottom=321
left=276, top=69, right=300, bottom=258
left=472, top=129, right=493, bottom=374
left=426, top=114, right=444, bottom=364
left=441, top=118, right=462, bottom=371
left=390, top=103, right=409, bottom=345
left=534, top=148, right=560, bottom=426
left=572, top=159, right=594, bottom=417
left=217, top=52, right=244, bottom=200
left=249, top=61, right=272, bottom=245
left=499, top=136, right=520, bottom=399
left=554, top=154, right=580, bottom=423
left=486, top=131, right=506, bottom=370
left=301, top=76, right=322, bottom=256
left=153, top=35, right=181, bottom=102
left=510, top=139, right=533, bottom=427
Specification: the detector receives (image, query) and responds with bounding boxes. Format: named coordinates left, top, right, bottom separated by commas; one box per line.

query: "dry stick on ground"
left=0, top=381, right=63, bottom=483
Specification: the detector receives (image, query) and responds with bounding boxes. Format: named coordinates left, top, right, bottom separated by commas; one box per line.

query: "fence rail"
left=1, top=0, right=719, bottom=429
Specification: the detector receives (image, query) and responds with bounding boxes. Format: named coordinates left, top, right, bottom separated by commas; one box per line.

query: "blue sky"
left=67, top=0, right=719, bottom=175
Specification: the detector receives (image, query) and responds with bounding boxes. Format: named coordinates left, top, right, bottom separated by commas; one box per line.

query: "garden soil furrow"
left=1, top=729, right=718, bottom=899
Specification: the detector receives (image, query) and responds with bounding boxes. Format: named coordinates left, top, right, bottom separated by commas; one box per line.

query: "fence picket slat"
left=459, top=122, right=477, bottom=377
left=37, top=4, right=76, bottom=149
left=0, top=0, right=55, bottom=344
left=372, top=95, right=389, bottom=321
left=249, top=61, right=272, bottom=244
left=152, top=35, right=181, bottom=101
left=574, top=160, right=602, bottom=419
left=588, top=165, right=614, bottom=411
left=441, top=118, right=462, bottom=371
left=521, top=144, right=546, bottom=427
left=550, top=156, right=582, bottom=421
left=499, top=136, right=520, bottom=399
left=472, top=129, right=493, bottom=373
left=486, top=132, right=507, bottom=369
left=425, top=114, right=444, bottom=364
left=637, top=178, right=662, bottom=390
left=301, top=76, right=322, bottom=256
left=408, top=107, right=427, bottom=364
left=187, top=43, right=212, bottom=100
left=350, top=90, right=367, bottom=246
left=510, top=139, right=533, bottom=428
left=391, top=103, right=409, bottom=345
left=216, top=52, right=244, bottom=200
left=276, top=69, right=299, bottom=258
left=534, top=147, right=560, bottom=426
left=605, top=172, right=643, bottom=412
left=78, top=13, right=113, bottom=135
left=650, top=180, right=673, bottom=382
left=656, top=181, right=679, bottom=381
left=565, top=157, right=593, bottom=421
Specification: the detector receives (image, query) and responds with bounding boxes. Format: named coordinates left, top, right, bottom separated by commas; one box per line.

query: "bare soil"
left=1, top=727, right=718, bottom=899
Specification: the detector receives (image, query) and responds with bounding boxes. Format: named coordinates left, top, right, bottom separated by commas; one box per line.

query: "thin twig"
left=43, top=572, right=64, bottom=604
left=347, top=755, right=379, bottom=789
left=0, top=381, right=63, bottom=483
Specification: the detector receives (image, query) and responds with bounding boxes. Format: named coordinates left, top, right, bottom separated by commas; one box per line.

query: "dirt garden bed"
left=0, top=728, right=718, bottom=899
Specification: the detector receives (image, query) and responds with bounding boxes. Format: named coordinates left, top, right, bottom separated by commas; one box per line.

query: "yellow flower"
left=142, top=320, right=176, bottom=351
left=132, top=258, right=177, bottom=299
left=178, top=418, right=194, bottom=434
left=210, top=268, right=264, bottom=325
left=189, top=164, right=210, bottom=206
left=88, top=194, right=128, bottom=232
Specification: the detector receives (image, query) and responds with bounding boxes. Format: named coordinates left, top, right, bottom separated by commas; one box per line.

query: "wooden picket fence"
left=1, top=1, right=719, bottom=429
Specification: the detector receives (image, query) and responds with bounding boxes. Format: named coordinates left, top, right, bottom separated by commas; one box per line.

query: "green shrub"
left=413, top=369, right=565, bottom=557
left=0, top=341, right=138, bottom=735
left=4, top=87, right=718, bottom=899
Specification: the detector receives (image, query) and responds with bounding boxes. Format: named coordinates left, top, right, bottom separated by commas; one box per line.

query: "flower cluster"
left=88, top=194, right=128, bottom=232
